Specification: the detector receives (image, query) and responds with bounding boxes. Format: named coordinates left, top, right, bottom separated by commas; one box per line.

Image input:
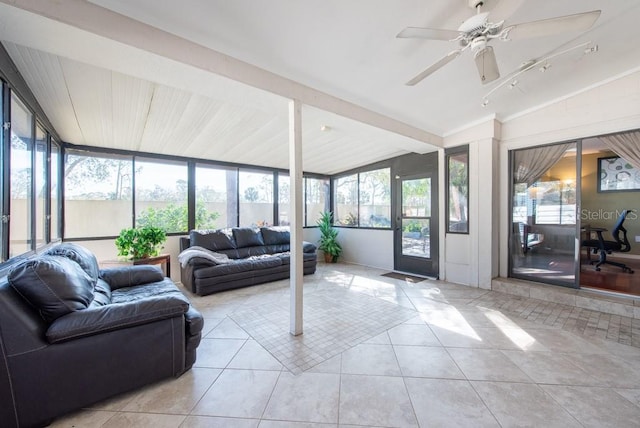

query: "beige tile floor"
left=50, top=263, right=640, bottom=427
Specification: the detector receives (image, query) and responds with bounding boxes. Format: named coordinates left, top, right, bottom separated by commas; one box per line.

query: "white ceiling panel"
left=111, top=73, right=154, bottom=151
left=60, top=59, right=114, bottom=148
left=3, top=42, right=83, bottom=143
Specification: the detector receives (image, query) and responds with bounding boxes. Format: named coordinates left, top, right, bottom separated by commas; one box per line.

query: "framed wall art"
left=598, top=156, right=640, bottom=192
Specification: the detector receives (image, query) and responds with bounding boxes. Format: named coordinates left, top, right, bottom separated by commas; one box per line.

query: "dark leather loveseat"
left=179, top=226, right=317, bottom=296
left=0, top=243, right=203, bottom=428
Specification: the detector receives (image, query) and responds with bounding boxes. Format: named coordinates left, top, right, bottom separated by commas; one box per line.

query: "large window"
left=446, top=146, right=469, bottom=233
left=135, top=158, right=188, bottom=233
left=359, top=168, right=391, bottom=227
left=334, top=168, right=391, bottom=228
left=305, top=177, right=329, bottom=226
left=334, top=174, right=358, bottom=226
left=9, top=95, right=33, bottom=257
left=50, top=140, right=61, bottom=242
left=64, top=150, right=133, bottom=238
left=195, top=164, right=234, bottom=229
left=35, top=124, right=47, bottom=247
left=61, top=151, right=331, bottom=240
left=239, top=170, right=274, bottom=227
left=510, top=142, right=577, bottom=287
left=1, top=89, right=61, bottom=262
left=278, top=174, right=290, bottom=226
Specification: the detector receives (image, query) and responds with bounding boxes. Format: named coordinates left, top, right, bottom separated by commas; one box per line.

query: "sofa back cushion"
left=8, top=255, right=94, bottom=323
left=233, top=227, right=265, bottom=248
left=260, top=227, right=290, bottom=245
left=190, top=229, right=236, bottom=251
left=44, top=243, right=100, bottom=283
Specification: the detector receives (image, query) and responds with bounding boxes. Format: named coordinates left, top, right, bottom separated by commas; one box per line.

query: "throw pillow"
left=44, top=242, right=100, bottom=284
left=233, top=227, right=265, bottom=247
left=8, top=255, right=94, bottom=323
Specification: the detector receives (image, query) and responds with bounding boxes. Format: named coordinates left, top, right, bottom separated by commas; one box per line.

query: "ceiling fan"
left=397, top=0, right=601, bottom=86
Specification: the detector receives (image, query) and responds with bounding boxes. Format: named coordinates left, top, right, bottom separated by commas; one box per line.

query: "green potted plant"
left=115, top=226, right=166, bottom=260
left=317, top=211, right=342, bottom=263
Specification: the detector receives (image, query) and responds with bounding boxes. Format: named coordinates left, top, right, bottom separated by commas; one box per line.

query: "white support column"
left=289, top=99, right=303, bottom=336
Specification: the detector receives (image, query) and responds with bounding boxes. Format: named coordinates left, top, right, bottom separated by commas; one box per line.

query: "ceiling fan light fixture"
left=474, top=45, right=500, bottom=84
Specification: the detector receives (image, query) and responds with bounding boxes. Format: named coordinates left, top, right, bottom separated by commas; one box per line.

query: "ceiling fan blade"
left=489, top=0, right=526, bottom=23
left=396, top=26, right=460, bottom=41
left=406, top=50, right=462, bottom=86
left=474, top=46, right=500, bottom=85
left=506, top=10, right=601, bottom=40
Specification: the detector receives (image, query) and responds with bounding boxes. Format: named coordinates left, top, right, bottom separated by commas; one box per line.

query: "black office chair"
left=582, top=209, right=634, bottom=273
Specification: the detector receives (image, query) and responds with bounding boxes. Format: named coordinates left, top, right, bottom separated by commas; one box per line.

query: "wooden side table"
left=100, top=254, right=171, bottom=278
left=134, top=254, right=171, bottom=278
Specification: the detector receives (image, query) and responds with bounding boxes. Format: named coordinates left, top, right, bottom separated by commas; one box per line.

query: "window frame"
left=0, top=82, right=63, bottom=266
left=332, top=165, right=392, bottom=230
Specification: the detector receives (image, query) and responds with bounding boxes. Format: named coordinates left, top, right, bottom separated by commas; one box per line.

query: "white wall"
left=337, top=228, right=394, bottom=270
left=442, top=121, right=501, bottom=288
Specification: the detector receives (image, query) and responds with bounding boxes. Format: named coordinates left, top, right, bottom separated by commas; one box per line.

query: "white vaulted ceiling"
left=1, top=1, right=640, bottom=174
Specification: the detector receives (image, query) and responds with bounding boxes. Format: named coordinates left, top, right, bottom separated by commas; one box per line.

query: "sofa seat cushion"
left=8, top=255, right=95, bottom=323
left=275, top=252, right=318, bottom=264
left=89, top=279, right=112, bottom=308
left=193, top=254, right=283, bottom=279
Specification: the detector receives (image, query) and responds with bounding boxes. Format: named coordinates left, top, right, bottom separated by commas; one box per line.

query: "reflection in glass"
left=50, top=141, right=61, bottom=241
left=402, top=218, right=430, bottom=258
left=278, top=174, right=290, bottom=226
left=65, top=151, right=133, bottom=238
left=447, top=150, right=469, bottom=233
left=402, top=178, right=431, bottom=217
left=305, top=177, right=329, bottom=227
left=359, top=168, right=391, bottom=228
left=401, top=178, right=431, bottom=258
left=195, top=165, right=232, bottom=229
left=135, top=158, right=188, bottom=233
left=10, top=95, right=32, bottom=256
left=334, top=174, right=358, bottom=226
left=239, top=170, right=273, bottom=227
left=510, top=143, right=577, bottom=287
left=35, top=125, right=46, bottom=247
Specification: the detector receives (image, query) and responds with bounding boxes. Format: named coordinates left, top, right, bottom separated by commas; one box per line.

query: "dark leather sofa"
left=0, top=243, right=203, bottom=428
left=180, top=226, right=317, bottom=296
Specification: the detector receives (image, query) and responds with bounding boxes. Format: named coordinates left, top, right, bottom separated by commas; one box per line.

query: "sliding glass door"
left=510, top=142, right=580, bottom=287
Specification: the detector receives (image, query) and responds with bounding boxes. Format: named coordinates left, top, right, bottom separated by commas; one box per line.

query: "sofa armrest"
left=100, top=265, right=165, bottom=290
left=303, top=241, right=317, bottom=253
left=46, top=296, right=188, bottom=343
